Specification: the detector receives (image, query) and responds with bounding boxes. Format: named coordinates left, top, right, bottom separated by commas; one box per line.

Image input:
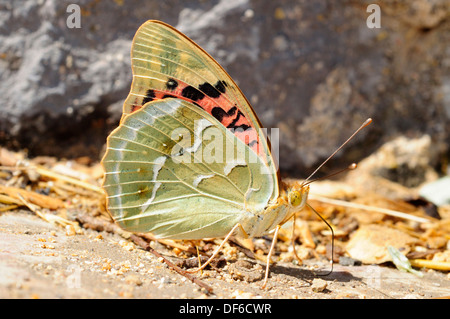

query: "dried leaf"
left=0, top=184, right=65, bottom=210
left=346, top=224, right=416, bottom=264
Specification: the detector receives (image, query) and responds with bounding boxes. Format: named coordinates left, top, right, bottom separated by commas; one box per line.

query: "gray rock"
left=0, top=0, right=448, bottom=175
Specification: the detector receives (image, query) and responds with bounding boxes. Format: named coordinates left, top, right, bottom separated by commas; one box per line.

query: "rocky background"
left=0, top=0, right=449, bottom=178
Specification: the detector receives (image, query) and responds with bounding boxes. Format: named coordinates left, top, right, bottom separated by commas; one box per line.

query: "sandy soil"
left=1, top=210, right=449, bottom=299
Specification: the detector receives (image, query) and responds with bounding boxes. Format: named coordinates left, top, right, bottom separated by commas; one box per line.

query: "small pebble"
left=311, top=278, right=327, bottom=292
left=125, top=274, right=143, bottom=286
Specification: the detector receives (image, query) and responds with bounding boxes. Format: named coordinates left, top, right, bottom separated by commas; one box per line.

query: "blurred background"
left=0, top=0, right=449, bottom=179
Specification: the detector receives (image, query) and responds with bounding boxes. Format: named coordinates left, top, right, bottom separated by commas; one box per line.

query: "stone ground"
left=1, top=210, right=449, bottom=299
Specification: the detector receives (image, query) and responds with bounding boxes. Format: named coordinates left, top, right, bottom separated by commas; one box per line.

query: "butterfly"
left=101, top=20, right=370, bottom=288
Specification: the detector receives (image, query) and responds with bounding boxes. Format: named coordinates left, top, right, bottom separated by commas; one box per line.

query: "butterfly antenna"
left=306, top=203, right=334, bottom=276
left=303, top=118, right=372, bottom=185
left=301, top=118, right=372, bottom=276
left=302, top=163, right=357, bottom=186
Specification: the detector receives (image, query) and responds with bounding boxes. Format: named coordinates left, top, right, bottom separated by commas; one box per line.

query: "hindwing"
left=103, top=99, right=277, bottom=239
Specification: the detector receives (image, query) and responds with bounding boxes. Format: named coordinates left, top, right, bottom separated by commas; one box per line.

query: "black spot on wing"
left=181, top=85, right=205, bottom=101
left=226, top=110, right=249, bottom=131
left=162, top=94, right=176, bottom=99
left=199, top=80, right=227, bottom=99
left=199, top=82, right=221, bottom=98
left=215, top=80, right=227, bottom=94
left=165, top=78, right=178, bottom=91
left=142, top=89, right=156, bottom=105
left=211, top=106, right=237, bottom=122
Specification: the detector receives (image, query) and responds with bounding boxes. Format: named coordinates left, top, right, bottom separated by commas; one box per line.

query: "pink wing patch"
left=128, top=77, right=262, bottom=157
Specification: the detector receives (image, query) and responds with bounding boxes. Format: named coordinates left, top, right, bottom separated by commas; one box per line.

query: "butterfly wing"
left=103, top=99, right=277, bottom=239
left=122, top=20, right=277, bottom=182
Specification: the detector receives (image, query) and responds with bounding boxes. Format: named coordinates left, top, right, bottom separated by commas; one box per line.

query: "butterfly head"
left=288, top=184, right=309, bottom=209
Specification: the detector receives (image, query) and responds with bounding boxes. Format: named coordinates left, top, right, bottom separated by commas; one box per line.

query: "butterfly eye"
left=289, top=190, right=303, bottom=206
left=288, top=185, right=310, bottom=207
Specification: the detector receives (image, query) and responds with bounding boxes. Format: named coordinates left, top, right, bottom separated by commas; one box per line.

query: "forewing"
left=122, top=20, right=276, bottom=177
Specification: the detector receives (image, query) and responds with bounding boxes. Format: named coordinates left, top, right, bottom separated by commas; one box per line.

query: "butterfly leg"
left=261, top=224, right=281, bottom=289
left=291, top=214, right=303, bottom=265
left=186, top=223, right=244, bottom=273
